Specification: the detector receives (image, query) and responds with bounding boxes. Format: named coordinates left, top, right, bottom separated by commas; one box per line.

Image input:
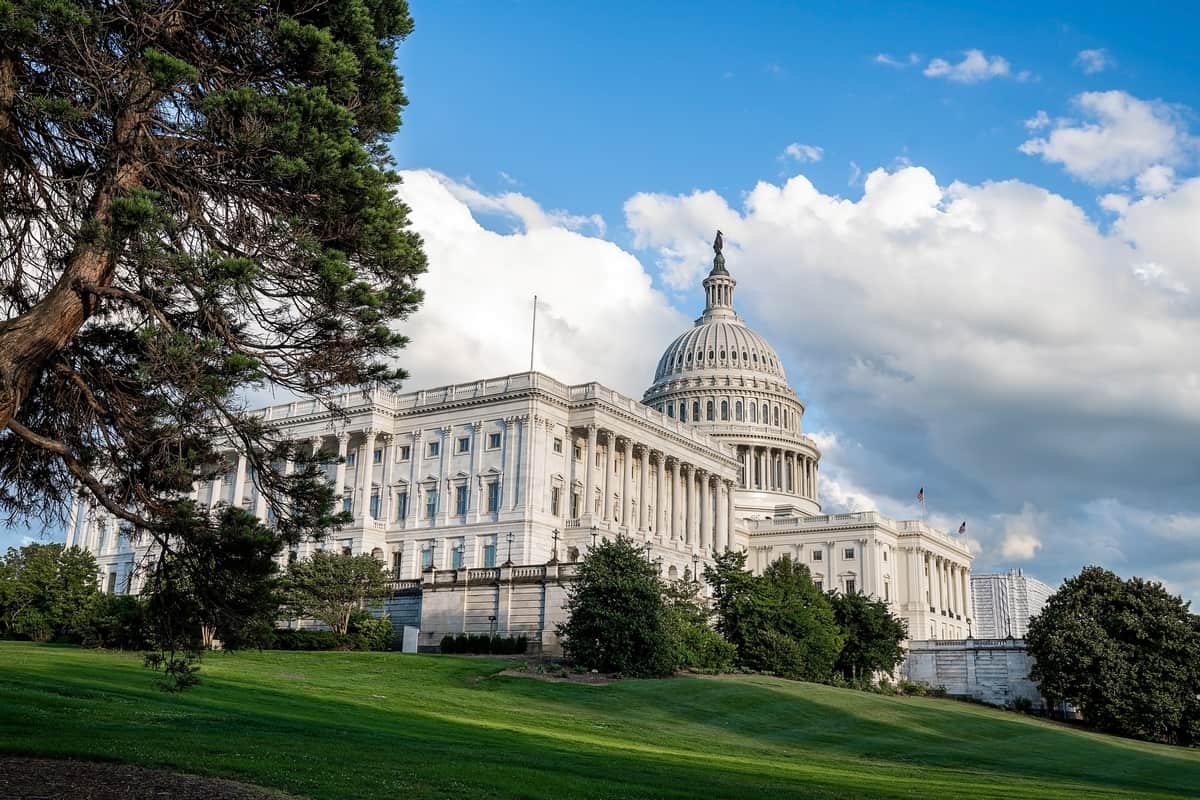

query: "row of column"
left=738, top=445, right=817, bottom=499
left=914, top=549, right=972, bottom=622
left=582, top=425, right=735, bottom=554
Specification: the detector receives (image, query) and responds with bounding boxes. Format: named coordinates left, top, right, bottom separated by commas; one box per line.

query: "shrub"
left=744, top=629, right=809, bottom=680
left=440, top=634, right=456, bottom=653
left=271, top=629, right=341, bottom=651
left=455, top=633, right=469, bottom=653
left=1012, top=696, right=1034, bottom=714
left=898, top=680, right=929, bottom=697
left=347, top=609, right=393, bottom=651
left=665, top=607, right=736, bottom=672
left=74, top=594, right=149, bottom=650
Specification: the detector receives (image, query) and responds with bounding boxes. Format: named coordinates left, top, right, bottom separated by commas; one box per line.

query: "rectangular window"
left=345, top=452, right=356, bottom=466
left=884, top=582, right=890, bottom=602
left=483, top=541, right=497, bottom=568
left=340, top=539, right=352, bottom=556
left=487, top=432, right=501, bottom=449
left=550, top=486, right=561, bottom=516
left=106, top=572, right=117, bottom=594
left=571, top=492, right=580, bottom=518
left=391, top=550, right=402, bottom=576
left=487, top=482, right=500, bottom=513
left=451, top=545, right=463, bottom=569
left=845, top=579, right=857, bottom=595
left=553, top=437, right=563, bottom=453
left=421, top=546, right=433, bottom=570
left=814, top=578, right=823, bottom=591
left=883, top=550, right=888, bottom=562
left=369, top=492, right=380, bottom=519
left=395, top=491, right=408, bottom=521
left=457, top=437, right=470, bottom=453
left=427, top=441, right=439, bottom=458
left=573, top=445, right=582, bottom=460
left=342, top=494, right=353, bottom=515
left=812, top=550, right=823, bottom=561
left=373, top=449, right=383, bottom=464
left=425, top=489, right=437, bottom=519
left=399, top=444, right=411, bottom=461
left=843, top=547, right=855, bottom=560
left=456, top=485, right=468, bottom=515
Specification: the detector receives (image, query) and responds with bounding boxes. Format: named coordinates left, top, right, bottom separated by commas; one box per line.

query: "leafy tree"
left=0, top=542, right=98, bottom=641
left=1026, top=566, right=1200, bottom=745
left=829, top=590, right=907, bottom=681
left=662, top=578, right=736, bottom=672
left=0, top=0, right=425, bottom=669
left=282, top=550, right=387, bottom=636
left=557, top=536, right=674, bottom=677
left=704, top=549, right=760, bottom=654
left=142, top=505, right=282, bottom=652
left=749, top=557, right=843, bottom=681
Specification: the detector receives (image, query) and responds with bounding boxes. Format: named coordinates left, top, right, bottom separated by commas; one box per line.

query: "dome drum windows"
left=720, top=400, right=729, bottom=421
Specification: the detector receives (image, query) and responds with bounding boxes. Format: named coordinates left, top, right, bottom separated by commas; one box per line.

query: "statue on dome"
left=711, top=229, right=727, bottom=274
left=713, top=229, right=724, bottom=254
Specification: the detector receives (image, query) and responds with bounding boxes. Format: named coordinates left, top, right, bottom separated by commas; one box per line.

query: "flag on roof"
left=957, top=521, right=967, bottom=535
left=916, top=487, right=924, bottom=503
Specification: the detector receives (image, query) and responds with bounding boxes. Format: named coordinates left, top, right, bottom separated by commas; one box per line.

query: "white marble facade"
left=68, top=242, right=976, bottom=641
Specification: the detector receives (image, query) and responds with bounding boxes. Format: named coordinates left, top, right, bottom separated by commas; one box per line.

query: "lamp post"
left=549, top=528, right=560, bottom=564
left=692, top=551, right=701, bottom=590
left=426, top=539, right=437, bottom=572
left=590, top=525, right=598, bottom=551
left=503, top=531, right=515, bottom=566
left=643, top=539, right=653, bottom=563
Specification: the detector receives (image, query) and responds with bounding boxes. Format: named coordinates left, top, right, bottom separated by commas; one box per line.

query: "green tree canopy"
left=829, top=590, right=907, bottom=681
left=1026, top=565, right=1200, bottom=745
left=0, top=542, right=98, bottom=641
left=281, top=550, right=387, bottom=636
left=557, top=536, right=675, bottom=677
left=0, top=0, right=425, bottom=573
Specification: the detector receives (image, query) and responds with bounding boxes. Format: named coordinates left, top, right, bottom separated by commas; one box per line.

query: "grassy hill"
left=0, top=642, right=1197, bottom=799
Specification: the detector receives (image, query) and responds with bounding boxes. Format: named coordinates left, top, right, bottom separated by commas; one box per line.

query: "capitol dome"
left=643, top=232, right=821, bottom=519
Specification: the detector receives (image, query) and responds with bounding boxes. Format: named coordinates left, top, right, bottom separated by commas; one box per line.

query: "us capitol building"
left=68, top=235, right=975, bottom=649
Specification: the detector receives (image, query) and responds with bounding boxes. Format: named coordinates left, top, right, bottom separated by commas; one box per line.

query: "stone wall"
left=903, top=638, right=1043, bottom=709
left=405, top=563, right=577, bottom=654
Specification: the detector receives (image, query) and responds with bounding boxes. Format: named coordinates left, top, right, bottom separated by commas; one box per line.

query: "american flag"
left=957, top=521, right=967, bottom=535
left=916, top=487, right=924, bottom=503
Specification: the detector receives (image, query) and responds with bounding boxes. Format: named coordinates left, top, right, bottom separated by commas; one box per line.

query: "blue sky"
left=10, top=2, right=1200, bottom=606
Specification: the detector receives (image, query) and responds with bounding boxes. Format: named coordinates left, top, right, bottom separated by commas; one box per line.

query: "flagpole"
left=529, top=294, right=538, bottom=373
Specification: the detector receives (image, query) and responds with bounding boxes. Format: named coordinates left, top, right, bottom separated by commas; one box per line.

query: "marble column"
left=725, top=480, right=736, bottom=552
left=438, top=426, right=451, bottom=525
left=253, top=455, right=269, bottom=521
left=380, top=433, right=394, bottom=521
left=359, top=429, right=377, bottom=522
left=603, top=431, right=615, bottom=521
left=407, top=431, right=422, bottom=524
left=233, top=453, right=248, bottom=508
left=333, top=432, right=350, bottom=510
left=638, top=445, right=650, bottom=533
left=584, top=425, right=597, bottom=519
left=621, top=438, right=633, bottom=528
left=698, top=471, right=711, bottom=551
left=669, top=459, right=680, bottom=541
left=715, top=480, right=728, bottom=553
left=655, top=453, right=666, bottom=537
left=65, top=497, right=80, bottom=548
left=682, top=464, right=694, bottom=546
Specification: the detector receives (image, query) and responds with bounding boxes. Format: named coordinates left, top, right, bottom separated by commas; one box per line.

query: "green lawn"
left=0, top=643, right=1197, bottom=799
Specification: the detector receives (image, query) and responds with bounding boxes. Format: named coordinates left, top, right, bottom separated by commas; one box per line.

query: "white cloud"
left=923, top=50, right=1012, bottom=83
left=1135, top=164, right=1176, bottom=196
left=440, top=180, right=607, bottom=235
left=497, top=170, right=519, bottom=186
left=391, top=170, right=687, bottom=396
left=1075, top=48, right=1112, bottom=74
left=781, top=143, right=824, bottom=163
left=1024, top=110, right=1050, bottom=131
left=999, top=504, right=1045, bottom=560
left=875, top=52, right=921, bottom=68
left=1019, top=90, right=1196, bottom=184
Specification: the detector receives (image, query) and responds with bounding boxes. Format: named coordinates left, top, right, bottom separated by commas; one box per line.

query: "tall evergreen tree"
left=0, top=1, right=425, bottom=558
left=828, top=590, right=907, bottom=681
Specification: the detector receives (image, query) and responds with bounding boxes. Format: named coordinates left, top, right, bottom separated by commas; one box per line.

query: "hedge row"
left=440, top=633, right=528, bottom=654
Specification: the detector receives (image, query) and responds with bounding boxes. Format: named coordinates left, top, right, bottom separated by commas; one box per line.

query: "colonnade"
left=909, top=548, right=972, bottom=624
left=582, top=425, right=735, bottom=554
left=736, top=444, right=817, bottom=498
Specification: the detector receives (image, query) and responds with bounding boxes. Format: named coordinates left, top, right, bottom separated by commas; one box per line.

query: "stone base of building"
left=902, top=638, right=1043, bottom=709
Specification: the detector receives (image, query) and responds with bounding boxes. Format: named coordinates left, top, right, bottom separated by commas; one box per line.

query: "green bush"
left=665, top=608, right=736, bottom=672
left=744, top=629, right=808, bottom=680
left=439, top=633, right=526, bottom=654
left=271, top=629, right=341, bottom=650
left=440, top=634, right=456, bottom=653
left=347, top=609, right=393, bottom=651
left=74, top=594, right=149, bottom=650
left=454, top=633, right=468, bottom=653
left=898, top=679, right=929, bottom=697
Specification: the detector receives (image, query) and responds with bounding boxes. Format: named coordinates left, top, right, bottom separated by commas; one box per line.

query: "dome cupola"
left=643, top=231, right=822, bottom=520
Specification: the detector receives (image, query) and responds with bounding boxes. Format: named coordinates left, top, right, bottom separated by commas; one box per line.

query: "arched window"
left=708, top=349, right=715, bottom=361
left=732, top=350, right=738, bottom=361
left=706, top=400, right=715, bottom=421
left=762, top=403, right=769, bottom=422
left=752, top=353, right=758, bottom=363
left=721, top=400, right=729, bottom=420
left=719, top=349, right=726, bottom=361
left=773, top=406, right=780, bottom=426
left=692, top=401, right=701, bottom=421
left=687, top=351, right=693, bottom=364
left=735, top=401, right=743, bottom=421
left=667, top=404, right=675, bottom=419
left=743, top=350, right=749, bottom=361
left=750, top=402, right=757, bottom=422
left=783, top=409, right=788, bottom=428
